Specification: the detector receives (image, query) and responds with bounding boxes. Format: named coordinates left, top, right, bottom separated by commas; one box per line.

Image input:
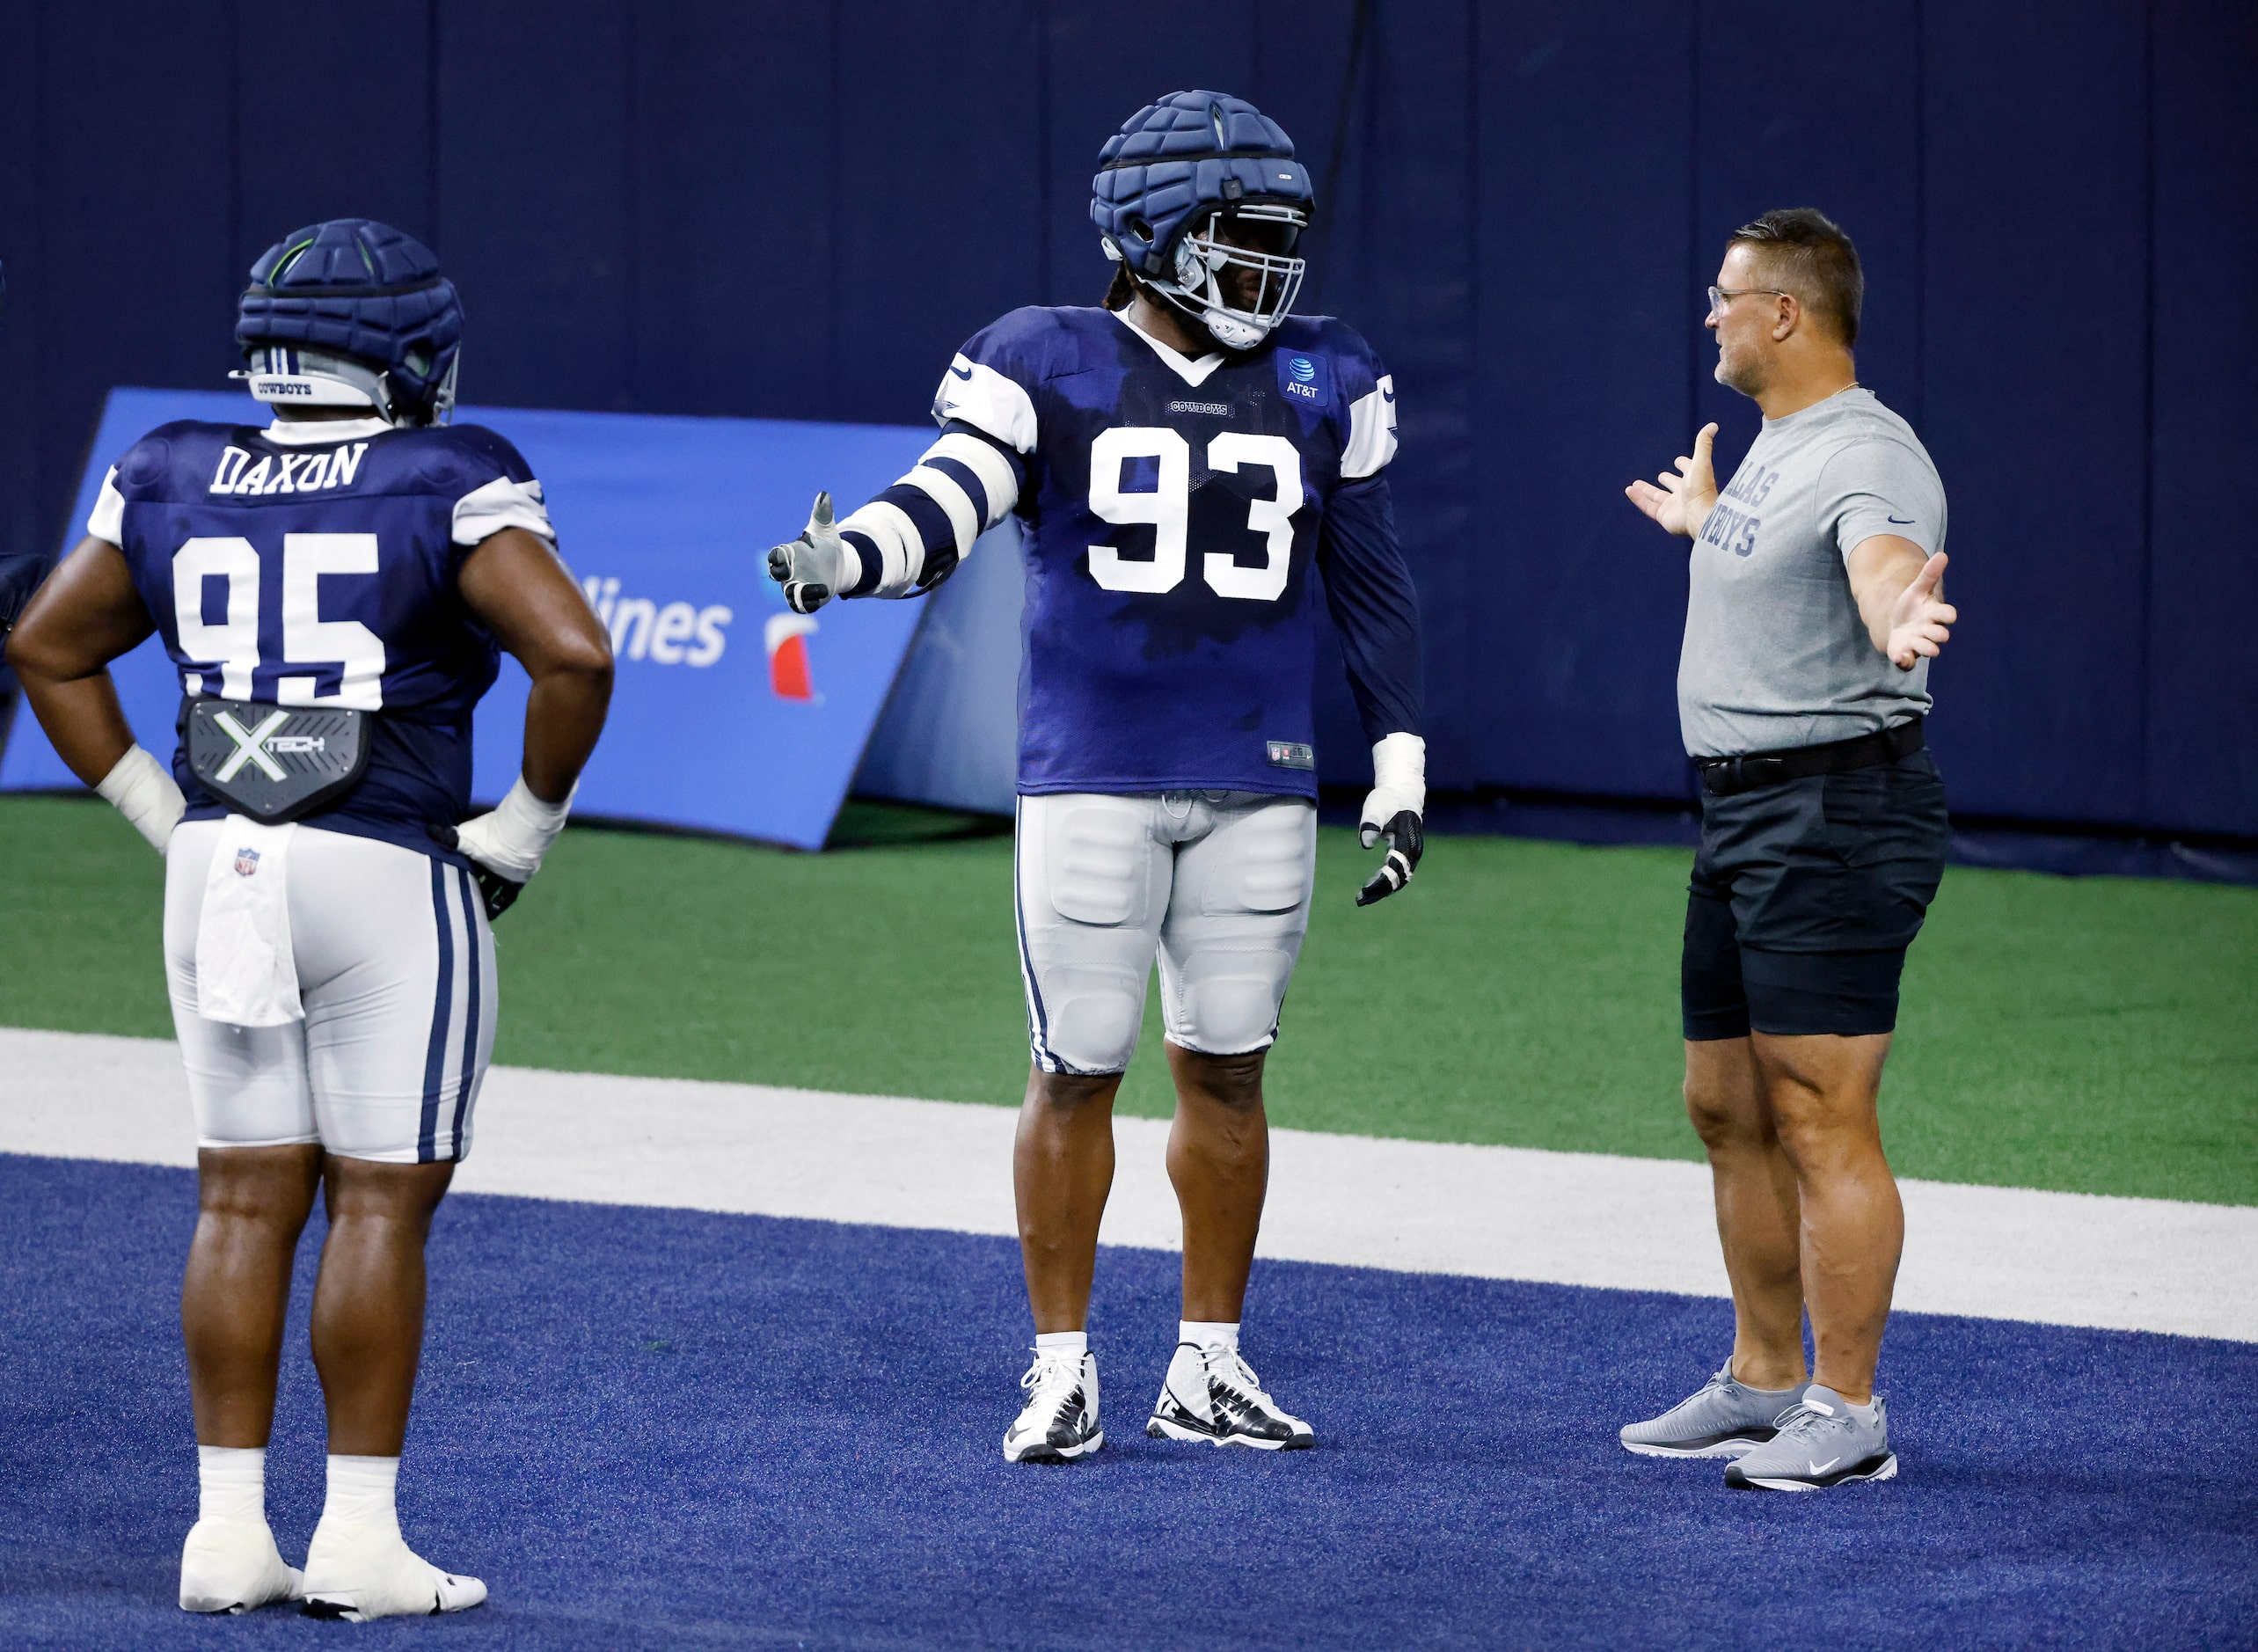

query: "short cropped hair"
left=1728, top=208, right=1863, bottom=347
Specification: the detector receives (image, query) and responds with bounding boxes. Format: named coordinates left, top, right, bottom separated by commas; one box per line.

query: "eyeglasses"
left=1707, top=285, right=1789, bottom=318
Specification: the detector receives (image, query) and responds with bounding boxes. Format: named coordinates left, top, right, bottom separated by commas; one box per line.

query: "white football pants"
left=1014, top=791, right=1317, bottom=1076
left=164, top=820, right=496, bottom=1163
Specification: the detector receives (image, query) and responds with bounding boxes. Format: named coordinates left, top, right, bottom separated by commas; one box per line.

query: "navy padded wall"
left=0, top=1, right=37, bottom=576
left=2148, top=0, right=2258, bottom=835
left=630, top=3, right=837, bottom=422
left=1921, top=1, right=2152, bottom=824
left=438, top=0, right=636, bottom=413
left=3, top=0, right=2252, bottom=837
left=1472, top=3, right=1697, bottom=800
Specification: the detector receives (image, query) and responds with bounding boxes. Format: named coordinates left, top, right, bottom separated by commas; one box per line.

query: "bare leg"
left=309, top=1158, right=456, bottom=1458
left=1012, top=1066, right=1122, bottom=1334
left=1753, top=1031, right=1901, bottom=1405
left=1165, top=1043, right=1268, bottom=1325
left=1684, top=1038, right=1807, bottom=1390
left=182, top=1145, right=325, bottom=1448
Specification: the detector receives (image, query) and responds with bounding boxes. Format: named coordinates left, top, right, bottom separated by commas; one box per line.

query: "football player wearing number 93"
left=769, top=93, right=1427, bottom=1462
left=5, top=220, right=613, bottom=1618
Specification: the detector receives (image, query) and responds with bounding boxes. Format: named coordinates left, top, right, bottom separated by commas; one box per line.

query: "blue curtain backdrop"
left=1, top=0, right=2250, bottom=836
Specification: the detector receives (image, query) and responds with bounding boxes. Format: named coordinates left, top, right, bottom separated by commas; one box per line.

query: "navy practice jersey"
left=832, top=305, right=1422, bottom=798
left=91, top=415, right=554, bottom=859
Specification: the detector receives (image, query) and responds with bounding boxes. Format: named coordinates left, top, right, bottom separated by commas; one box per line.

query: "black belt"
left=1695, top=719, right=1925, bottom=798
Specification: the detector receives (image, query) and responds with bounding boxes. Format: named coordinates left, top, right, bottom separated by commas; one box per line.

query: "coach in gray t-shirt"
left=1679, top=390, right=1947, bottom=757
left=1616, top=209, right=1958, bottom=1494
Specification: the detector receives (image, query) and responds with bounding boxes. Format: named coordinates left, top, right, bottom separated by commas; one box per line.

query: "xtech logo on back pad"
left=1278, top=352, right=1328, bottom=406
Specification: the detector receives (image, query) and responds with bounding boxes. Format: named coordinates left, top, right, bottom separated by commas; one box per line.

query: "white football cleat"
left=179, top=1517, right=305, bottom=1614
left=301, top=1518, right=486, bottom=1620
left=1147, top=1341, right=1315, bottom=1450
left=1004, top=1347, right=1103, bottom=1464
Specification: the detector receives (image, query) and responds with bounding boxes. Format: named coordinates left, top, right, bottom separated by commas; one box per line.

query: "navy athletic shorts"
left=1682, top=749, right=1949, bottom=1041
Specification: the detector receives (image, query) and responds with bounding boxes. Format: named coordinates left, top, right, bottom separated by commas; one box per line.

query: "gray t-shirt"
left=1677, top=387, right=1947, bottom=758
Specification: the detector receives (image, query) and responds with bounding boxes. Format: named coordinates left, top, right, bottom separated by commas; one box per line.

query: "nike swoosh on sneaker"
left=1808, top=1457, right=1841, bottom=1474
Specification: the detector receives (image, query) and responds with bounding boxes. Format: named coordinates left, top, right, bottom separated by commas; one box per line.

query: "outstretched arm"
left=1846, top=537, right=1955, bottom=669
left=769, top=420, right=1027, bottom=612
left=1318, top=473, right=1428, bottom=907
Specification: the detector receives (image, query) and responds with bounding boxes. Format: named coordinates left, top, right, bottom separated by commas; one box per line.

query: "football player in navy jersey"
left=770, top=93, right=1427, bottom=1463
left=6, top=220, right=612, bottom=1618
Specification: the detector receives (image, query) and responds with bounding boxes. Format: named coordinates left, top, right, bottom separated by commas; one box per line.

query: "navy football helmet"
left=234, top=219, right=463, bottom=427
left=1092, top=91, right=1314, bottom=349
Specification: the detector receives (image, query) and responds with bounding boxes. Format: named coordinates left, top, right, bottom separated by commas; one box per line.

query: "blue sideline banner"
left=0, top=387, right=936, bottom=849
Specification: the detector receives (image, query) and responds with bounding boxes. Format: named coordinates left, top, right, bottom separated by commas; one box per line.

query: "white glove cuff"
left=462, top=776, right=576, bottom=881
left=95, top=744, right=186, bottom=854
left=1365, top=733, right=1427, bottom=822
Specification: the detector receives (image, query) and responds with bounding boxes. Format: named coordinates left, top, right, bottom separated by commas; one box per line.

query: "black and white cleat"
left=1004, top=1348, right=1104, bottom=1465
left=1146, top=1341, right=1314, bottom=1451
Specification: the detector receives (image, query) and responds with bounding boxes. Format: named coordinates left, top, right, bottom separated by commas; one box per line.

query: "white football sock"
left=1180, top=1320, right=1239, bottom=1351
left=1034, top=1331, right=1087, bottom=1358
left=321, top=1454, right=401, bottom=1534
left=196, top=1445, right=267, bottom=1525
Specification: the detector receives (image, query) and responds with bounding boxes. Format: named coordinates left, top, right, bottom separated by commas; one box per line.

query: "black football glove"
left=432, top=822, right=526, bottom=921
left=1356, top=809, right=1424, bottom=906
left=466, top=862, right=524, bottom=922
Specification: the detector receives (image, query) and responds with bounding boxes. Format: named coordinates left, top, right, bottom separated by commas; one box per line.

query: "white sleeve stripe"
left=454, top=474, right=557, bottom=545
left=903, top=464, right=981, bottom=559
left=86, top=466, right=126, bottom=544
left=865, top=501, right=925, bottom=596
left=1341, top=376, right=1399, bottom=479
left=925, top=432, right=1019, bottom=524
left=837, top=506, right=905, bottom=588
left=841, top=501, right=926, bottom=596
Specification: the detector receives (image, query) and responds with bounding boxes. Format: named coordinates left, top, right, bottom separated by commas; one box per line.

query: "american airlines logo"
left=581, top=576, right=732, bottom=667
left=209, top=443, right=369, bottom=496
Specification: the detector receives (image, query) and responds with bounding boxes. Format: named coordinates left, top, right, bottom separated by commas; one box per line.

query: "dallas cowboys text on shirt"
left=1701, top=463, right=1780, bottom=559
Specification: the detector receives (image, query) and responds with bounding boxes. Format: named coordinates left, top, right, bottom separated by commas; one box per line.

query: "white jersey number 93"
left=1086, top=428, right=1301, bottom=602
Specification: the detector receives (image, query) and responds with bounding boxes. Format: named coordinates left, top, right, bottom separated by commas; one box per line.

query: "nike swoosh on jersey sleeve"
left=931, top=355, right=1039, bottom=454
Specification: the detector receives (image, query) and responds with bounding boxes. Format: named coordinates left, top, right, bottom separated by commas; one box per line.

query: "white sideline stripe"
left=6, top=1027, right=2255, bottom=1344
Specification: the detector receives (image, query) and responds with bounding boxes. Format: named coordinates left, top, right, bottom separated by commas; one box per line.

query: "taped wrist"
left=1363, top=732, right=1427, bottom=825
left=458, top=776, right=575, bottom=881
left=95, top=744, right=186, bottom=853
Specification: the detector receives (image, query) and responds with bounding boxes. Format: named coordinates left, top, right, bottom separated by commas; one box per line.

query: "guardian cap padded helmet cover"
left=1092, top=91, right=1314, bottom=349
left=235, top=219, right=463, bottom=426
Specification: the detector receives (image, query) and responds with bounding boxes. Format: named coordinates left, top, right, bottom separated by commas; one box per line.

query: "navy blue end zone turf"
left=2, top=1153, right=2252, bottom=1649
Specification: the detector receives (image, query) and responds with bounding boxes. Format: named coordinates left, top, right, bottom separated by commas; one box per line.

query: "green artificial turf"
left=4, top=793, right=2253, bottom=1205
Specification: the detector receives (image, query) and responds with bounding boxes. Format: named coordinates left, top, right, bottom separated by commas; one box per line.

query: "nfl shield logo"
left=234, top=847, right=260, bottom=877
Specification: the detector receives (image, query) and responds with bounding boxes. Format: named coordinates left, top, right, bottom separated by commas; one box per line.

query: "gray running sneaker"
left=1724, top=1385, right=1897, bottom=1491
left=1619, top=1362, right=1802, bottom=1459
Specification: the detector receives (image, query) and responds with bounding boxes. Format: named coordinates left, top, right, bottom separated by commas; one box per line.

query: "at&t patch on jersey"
left=1277, top=350, right=1330, bottom=406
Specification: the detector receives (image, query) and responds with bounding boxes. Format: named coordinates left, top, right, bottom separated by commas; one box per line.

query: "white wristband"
left=1364, top=733, right=1427, bottom=823
left=455, top=776, right=575, bottom=882
left=95, top=745, right=186, bottom=855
